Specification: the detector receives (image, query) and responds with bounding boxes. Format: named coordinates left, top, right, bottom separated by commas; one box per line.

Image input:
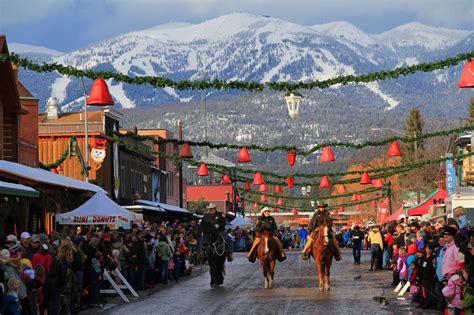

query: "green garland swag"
left=115, top=136, right=472, bottom=187
left=243, top=186, right=380, bottom=201
left=0, top=50, right=472, bottom=92
left=119, top=124, right=474, bottom=157
left=39, top=136, right=90, bottom=175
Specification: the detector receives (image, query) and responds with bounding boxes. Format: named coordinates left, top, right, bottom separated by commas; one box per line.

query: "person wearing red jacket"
left=383, top=226, right=395, bottom=269
left=31, top=244, right=53, bottom=275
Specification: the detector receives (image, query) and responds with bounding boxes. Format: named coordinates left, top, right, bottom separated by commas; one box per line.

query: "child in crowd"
left=3, top=278, right=21, bottom=315
left=443, top=271, right=464, bottom=315
left=397, top=247, right=408, bottom=285
left=409, top=262, right=420, bottom=303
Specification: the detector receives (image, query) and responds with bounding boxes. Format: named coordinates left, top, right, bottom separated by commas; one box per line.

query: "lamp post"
left=284, top=92, right=302, bottom=119
left=371, top=127, right=420, bottom=204
left=80, top=77, right=114, bottom=182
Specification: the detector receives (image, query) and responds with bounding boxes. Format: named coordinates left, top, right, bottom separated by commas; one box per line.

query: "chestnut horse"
left=257, top=231, right=278, bottom=289
left=311, top=225, right=334, bottom=291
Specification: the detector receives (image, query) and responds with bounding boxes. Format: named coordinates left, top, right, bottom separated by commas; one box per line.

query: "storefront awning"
left=135, top=200, right=192, bottom=215
left=0, top=160, right=104, bottom=193
left=407, top=188, right=448, bottom=216
left=0, top=180, right=39, bottom=198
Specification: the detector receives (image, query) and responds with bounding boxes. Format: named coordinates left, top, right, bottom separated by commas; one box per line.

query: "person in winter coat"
left=368, top=226, right=384, bottom=271
left=418, top=242, right=437, bottom=309
left=3, top=278, right=21, bottom=315
left=127, top=234, right=147, bottom=290
left=31, top=243, right=53, bottom=275
left=350, top=225, right=365, bottom=264
left=409, top=261, right=420, bottom=303
left=247, top=207, right=286, bottom=263
left=454, top=206, right=470, bottom=239
left=157, top=235, right=172, bottom=284
left=443, top=272, right=464, bottom=314
left=397, top=247, right=409, bottom=283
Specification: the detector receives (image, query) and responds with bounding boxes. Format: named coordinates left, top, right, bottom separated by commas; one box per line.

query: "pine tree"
left=403, top=107, right=425, bottom=160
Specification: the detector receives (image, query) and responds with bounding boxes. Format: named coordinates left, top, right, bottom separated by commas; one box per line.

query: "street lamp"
left=284, top=92, right=302, bottom=119
left=371, top=127, right=420, bottom=204
left=80, top=77, right=114, bottom=182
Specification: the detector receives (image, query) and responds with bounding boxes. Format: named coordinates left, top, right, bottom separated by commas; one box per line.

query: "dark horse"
left=204, top=226, right=227, bottom=288
left=257, top=231, right=278, bottom=289
left=311, top=225, right=334, bottom=291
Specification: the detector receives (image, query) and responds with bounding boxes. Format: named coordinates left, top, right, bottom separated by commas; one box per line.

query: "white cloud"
left=0, top=0, right=74, bottom=26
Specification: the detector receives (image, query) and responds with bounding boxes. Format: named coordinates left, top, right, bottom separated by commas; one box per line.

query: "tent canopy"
left=135, top=199, right=192, bottom=215
left=56, top=191, right=137, bottom=225
left=407, top=188, right=448, bottom=216
left=228, top=214, right=254, bottom=228
left=0, top=180, right=39, bottom=198
left=383, top=207, right=404, bottom=223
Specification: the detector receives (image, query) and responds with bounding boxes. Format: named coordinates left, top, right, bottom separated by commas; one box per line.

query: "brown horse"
left=257, top=231, right=278, bottom=289
left=311, top=225, right=334, bottom=291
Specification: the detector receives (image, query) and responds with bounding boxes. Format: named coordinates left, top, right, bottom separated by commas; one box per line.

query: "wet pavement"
left=103, top=249, right=440, bottom=314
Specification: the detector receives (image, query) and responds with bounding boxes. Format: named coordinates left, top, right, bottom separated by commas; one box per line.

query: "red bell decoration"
left=273, top=208, right=279, bottom=213
left=372, top=178, right=384, bottom=188
left=221, top=174, right=231, bottom=184
left=179, top=143, right=194, bottom=158
left=319, top=176, right=331, bottom=188
left=236, top=196, right=241, bottom=202
left=274, top=185, right=283, bottom=193
left=292, top=208, right=299, bottom=215
left=387, top=141, right=401, bottom=157
left=287, top=152, right=297, bottom=167
left=277, top=197, right=284, bottom=205
left=253, top=172, right=264, bottom=185
left=197, top=163, right=209, bottom=176
left=259, top=184, right=268, bottom=192
left=86, top=78, right=114, bottom=106
left=351, top=194, right=358, bottom=201
left=51, top=168, right=58, bottom=174
left=459, top=60, right=474, bottom=88
left=244, top=182, right=251, bottom=190
left=287, top=177, right=294, bottom=189
left=237, top=147, right=252, bottom=163
left=357, top=194, right=363, bottom=201
left=253, top=202, right=259, bottom=209
left=320, top=146, right=335, bottom=162
left=355, top=205, right=361, bottom=211
left=56, top=164, right=63, bottom=172
left=360, top=171, right=372, bottom=185
left=337, top=184, right=346, bottom=194
left=260, top=195, right=268, bottom=202
left=371, top=200, right=377, bottom=206
left=339, top=207, right=345, bottom=212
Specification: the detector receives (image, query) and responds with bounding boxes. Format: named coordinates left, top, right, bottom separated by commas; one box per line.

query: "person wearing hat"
left=247, top=207, right=286, bottom=263
left=199, top=203, right=233, bottom=262
left=350, top=224, right=364, bottom=264
left=368, top=225, right=384, bottom=271
left=442, top=225, right=460, bottom=278
left=302, top=200, right=342, bottom=261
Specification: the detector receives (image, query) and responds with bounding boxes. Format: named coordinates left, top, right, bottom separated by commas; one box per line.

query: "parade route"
left=104, top=249, right=437, bottom=314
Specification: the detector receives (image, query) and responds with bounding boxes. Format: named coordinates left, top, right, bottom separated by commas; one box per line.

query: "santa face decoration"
left=91, top=147, right=106, bottom=163
left=90, top=138, right=108, bottom=169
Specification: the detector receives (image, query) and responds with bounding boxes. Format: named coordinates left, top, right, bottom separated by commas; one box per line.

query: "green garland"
left=116, top=136, right=473, bottom=187
left=39, top=137, right=90, bottom=175
left=0, top=50, right=472, bottom=92
left=243, top=186, right=380, bottom=201
left=119, top=124, right=474, bottom=157
left=242, top=193, right=386, bottom=212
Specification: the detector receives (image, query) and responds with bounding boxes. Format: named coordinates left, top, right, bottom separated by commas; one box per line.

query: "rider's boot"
left=247, top=238, right=259, bottom=263
left=301, top=238, right=312, bottom=260
left=274, top=237, right=286, bottom=262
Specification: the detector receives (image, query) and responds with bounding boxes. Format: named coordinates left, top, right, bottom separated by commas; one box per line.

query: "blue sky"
left=1, top=0, right=473, bottom=52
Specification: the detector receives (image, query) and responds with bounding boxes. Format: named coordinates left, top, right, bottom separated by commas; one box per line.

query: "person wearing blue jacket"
left=298, top=227, right=308, bottom=249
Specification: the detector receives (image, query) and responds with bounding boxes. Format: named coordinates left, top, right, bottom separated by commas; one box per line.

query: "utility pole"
left=178, top=121, right=184, bottom=208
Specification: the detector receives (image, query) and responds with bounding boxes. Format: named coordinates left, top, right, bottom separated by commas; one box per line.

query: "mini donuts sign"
left=58, top=215, right=130, bottom=225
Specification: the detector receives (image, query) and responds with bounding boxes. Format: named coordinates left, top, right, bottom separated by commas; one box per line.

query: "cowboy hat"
left=260, top=207, right=270, bottom=216
left=206, top=203, right=217, bottom=210
left=316, top=200, right=328, bottom=208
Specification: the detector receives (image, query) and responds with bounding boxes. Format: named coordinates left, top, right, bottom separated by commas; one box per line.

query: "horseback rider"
left=302, top=200, right=342, bottom=261
left=199, top=203, right=233, bottom=262
left=247, top=207, right=286, bottom=263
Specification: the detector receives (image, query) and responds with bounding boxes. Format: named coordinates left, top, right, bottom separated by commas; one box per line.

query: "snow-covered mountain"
left=11, top=13, right=473, bottom=117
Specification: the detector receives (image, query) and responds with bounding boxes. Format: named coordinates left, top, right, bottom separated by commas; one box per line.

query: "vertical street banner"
left=377, top=198, right=388, bottom=224
left=446, top=153, right=456, bottom=195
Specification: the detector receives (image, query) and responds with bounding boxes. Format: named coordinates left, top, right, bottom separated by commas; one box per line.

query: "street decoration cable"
left=0, top=50, right=472, bottom=92
left=119, top=124, right=474, bottom=157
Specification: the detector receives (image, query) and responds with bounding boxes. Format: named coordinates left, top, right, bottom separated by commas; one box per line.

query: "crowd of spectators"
left=0, top=219, right=201, bottom=314
left=346, top=206, right=473, bottom=314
